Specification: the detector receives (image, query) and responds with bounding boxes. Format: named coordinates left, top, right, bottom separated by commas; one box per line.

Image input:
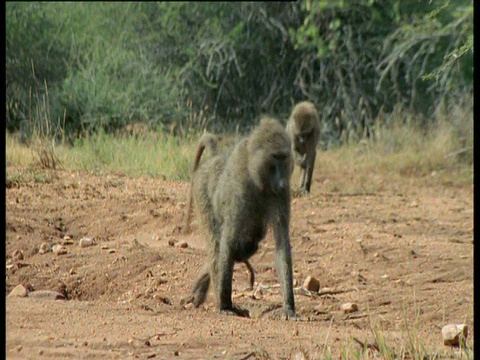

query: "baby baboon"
left=286, top=101, right=320, bottom=194
left=183, top=132, right=256, bottom=289
left=190, top=116, right=297, bottom=318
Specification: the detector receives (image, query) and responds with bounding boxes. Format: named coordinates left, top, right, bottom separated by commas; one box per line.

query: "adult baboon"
left=286, top=101, right=320, bottom=194
left=189, top=116, right=297, bottom=318
left=183, top=132, right=256, bottom=289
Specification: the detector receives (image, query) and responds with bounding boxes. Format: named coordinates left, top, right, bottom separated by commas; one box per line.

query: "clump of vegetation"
left=5, top=1, right=472, bottom=187
left=6, top=1, right=472, bottom=145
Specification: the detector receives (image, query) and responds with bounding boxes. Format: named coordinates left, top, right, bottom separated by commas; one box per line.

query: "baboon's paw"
left=220, top=306, right=250, bottom=318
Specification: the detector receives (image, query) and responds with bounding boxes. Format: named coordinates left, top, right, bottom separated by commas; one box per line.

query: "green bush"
left=6, top=1, right=473, bottom=145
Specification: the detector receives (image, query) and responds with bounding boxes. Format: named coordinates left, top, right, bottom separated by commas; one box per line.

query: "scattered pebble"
left=340, top=302, right=358, bottom=314
left=168, top=239, right=177, bottom=247
left=108, top=249, right=116, bottom=254
left=79, top=237, right=95, bottom=248
left=302, top=275, right=320, bottom=292
left=62, top=235, right=74, bottom=245
left=442, top=324, right=468, bottom=347
left=12, top=249, right=24, bottom=261
left=28, top=290, right=65, bottom=300
left=53, top=244, right=67, bottom=255
left=253, top=286, right=264, bottom=300
left=176, top=241, right=188, bottom=249
left=39, top=243, right=52, bottom=254
left=8, top=284, right=29, bottom=298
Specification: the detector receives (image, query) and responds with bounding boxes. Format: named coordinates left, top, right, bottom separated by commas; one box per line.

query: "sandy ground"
left=6, top=166, right=473, bottom=359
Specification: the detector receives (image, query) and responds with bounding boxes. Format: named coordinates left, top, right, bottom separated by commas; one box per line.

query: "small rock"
left=340, top=302, right=358, bottom=314
left=79, top=237, right=95, bottom=248
left=8, top=284, right=29, bottom=298
left=253, top=286, right=263, bottom=300
left=52, top=244, right=67, bottom=255
left=302, top=275, right=320, bottom=292
left=168, top=239, right=177, bottom=247
left=12, top=249, right=24, bottom=261
left=28, top=290, right=65, bottom=300
left=62, top=235, right=74, bottom=245
left=38, top=349, right=44, bottom=355
left=52, top=244, right=64, bottom=253
left=442, top=324, right=468, bottom=347
left=39, top=243, right=52, bottom=254
left=176, top=241, right=188, bottom=249
left=108, top=249, right=116, bottom=254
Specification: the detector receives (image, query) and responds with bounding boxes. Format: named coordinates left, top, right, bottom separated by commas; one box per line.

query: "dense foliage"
left=6, top=1, right=473, bottom=145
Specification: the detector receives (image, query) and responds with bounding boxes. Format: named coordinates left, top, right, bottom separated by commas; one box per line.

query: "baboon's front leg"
left=216, top=238, right=235, bottom=312
left=273, top=211, right=296, bottom=319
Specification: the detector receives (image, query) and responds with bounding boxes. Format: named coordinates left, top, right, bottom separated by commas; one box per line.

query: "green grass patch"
left=67, top=130, right=195, bottom=180
left=6, top=99, right=472, bottom=189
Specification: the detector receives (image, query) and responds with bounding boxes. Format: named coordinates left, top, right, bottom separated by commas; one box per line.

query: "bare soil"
left=6, top=167, right=473, bottom=359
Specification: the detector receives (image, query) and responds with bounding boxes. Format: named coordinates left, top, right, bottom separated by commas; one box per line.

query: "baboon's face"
left=266, top=149, right=292, bottom=195
left=248, top=135, right=292, bottom=195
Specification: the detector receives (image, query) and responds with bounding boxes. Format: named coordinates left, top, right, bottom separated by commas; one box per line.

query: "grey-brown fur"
left=183, top=132, right=256, bottom=289
left=189, top=116, right=297, bottom=318
left=286, top=101, right=320, bottom=193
